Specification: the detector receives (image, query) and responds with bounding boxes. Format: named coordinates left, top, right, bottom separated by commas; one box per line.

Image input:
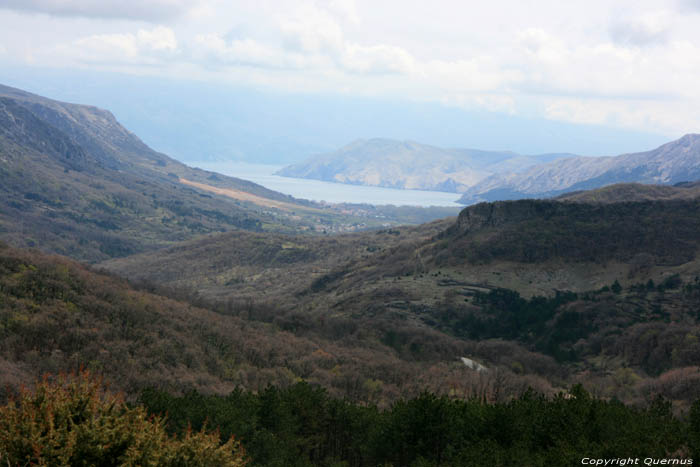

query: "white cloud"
left=192, top=34, right=308, bottom=69
left=59, top=26, right=178, bottom=65
left=280, top=9, right=345, bottom=56
left=518, top=28, right=569, bottom=63
left=678, top=0, right=700, bottom=13
left=543, top=97, right=700, bottom=135
left=193, top=4, right=415, bottom=76
left=425, top=56, right=520, bottom=94
left=326, top=0, right=360, bottom=24
left=0, top=0, right=198, bottom=21
left=342, top=43, right=414, bottom=74
left=4, top=0, right=700, bottom=137
left=136, top=26, right=177, bottom=51
left=609, top=11, right=672, bottom=47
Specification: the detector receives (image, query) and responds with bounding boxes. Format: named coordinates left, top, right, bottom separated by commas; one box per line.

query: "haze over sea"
left=193, top=162, right=463, bottom=207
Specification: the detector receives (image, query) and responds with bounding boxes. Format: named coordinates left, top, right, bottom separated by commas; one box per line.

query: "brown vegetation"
left=0, top=370, right=246, bottom=466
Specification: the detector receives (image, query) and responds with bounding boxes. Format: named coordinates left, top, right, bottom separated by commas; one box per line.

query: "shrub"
left=0, top=370, right=246, bottom=466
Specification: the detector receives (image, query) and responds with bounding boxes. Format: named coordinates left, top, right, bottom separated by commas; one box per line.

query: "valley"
left=2, top=84, right=700, bottom=465
left=101, top=194, right=700, bottom=408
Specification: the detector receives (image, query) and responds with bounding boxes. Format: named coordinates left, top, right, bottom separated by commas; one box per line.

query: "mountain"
left=276, top=138, right=571, bottom=193
left=458, top=134, right=700, bottom=204
left=0, top=84, right=320, bottom=261
left=0, top=85, right=459, bottom=262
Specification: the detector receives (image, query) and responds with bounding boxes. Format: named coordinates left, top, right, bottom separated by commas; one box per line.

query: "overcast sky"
left=1, top=0, right=699, bottom=138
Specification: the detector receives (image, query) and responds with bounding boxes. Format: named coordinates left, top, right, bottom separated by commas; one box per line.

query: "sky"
left=0, top=0, right=697, bottom=161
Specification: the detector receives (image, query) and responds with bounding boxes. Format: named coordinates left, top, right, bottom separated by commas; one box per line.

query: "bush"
left=0, top=370, right=247, bottom=466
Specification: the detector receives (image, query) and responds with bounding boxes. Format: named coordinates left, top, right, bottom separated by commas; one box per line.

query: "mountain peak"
left=648, top=133, right=700, bottom=157
left=674, top=133, right=700, bottom=146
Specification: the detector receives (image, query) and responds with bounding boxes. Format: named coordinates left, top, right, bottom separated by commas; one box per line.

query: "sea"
left=191, top=162, right=464, bottom=207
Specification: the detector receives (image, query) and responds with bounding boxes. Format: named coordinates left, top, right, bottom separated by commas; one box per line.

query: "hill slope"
left=277, top=138, right=569, bottom=193
left=0, top=85, right=315, bottom=261
left=1, top=241, right=563, bottom=404
left=458, top=134, right=700, bottom=203
left=0, top=85, right=459, bottom=261
left=555, top=181, right=700, bottom=203
left=101, top=191, right=700, bottom=405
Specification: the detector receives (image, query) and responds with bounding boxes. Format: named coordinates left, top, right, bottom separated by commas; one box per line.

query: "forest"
left=2, top=370, right=697, bottom=466
left=2, top=233, right=700, bottom=465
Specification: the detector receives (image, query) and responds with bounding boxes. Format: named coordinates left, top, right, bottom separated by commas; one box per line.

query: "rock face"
left=458, top=134, right=700, bottom=204
left=454, top=199, right=563, bottom=234
left=276, top=138, right=570, bottom=193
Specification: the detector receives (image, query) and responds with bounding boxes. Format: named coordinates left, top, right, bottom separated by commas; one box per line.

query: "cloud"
left=678, top=0, right=700, bottom=12
left=609, top=11, right=671, bottom=47
left=518, top=28, right=569, bottom=62
left=278, top=5, right=415, bottom=75
left=0, top=0, right=196, bottom=21
left=5, top=0, right=700, bottom=138
left=424, top=57, right=519, bottom=95
left=60, top=26, right=178, bottom=65
left=543, top=96, right=700, bottom=135
left=193, top=30, right=415, bottom=76
left=326, top=0, right=360, bottom=24
left=192, top=34, right=309, bottom=69
left=192, top=4, right=415, bottom=76
left=342, top=43, right=415, bottom=74
left=280, top=9, right=345, bottom=56
left=509, top=26, right=691, bottom=100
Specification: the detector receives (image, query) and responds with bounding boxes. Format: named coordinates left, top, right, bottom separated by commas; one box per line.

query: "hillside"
left=0, top=85, right=313, bottom=261
left=101, top=193, right=700, bottom=407
left=277, top=138, right=569, bottom=193
left=101, top=219, right=452, bottom=302
left=458, top=134, right=700, bottom=203
left=0, top=85, right=459, bottom=262
left=105, top=195, right=700, bottom=300
left=555, top=181, right=700, bottom=203
left=2, top=241, right=536, bottom=405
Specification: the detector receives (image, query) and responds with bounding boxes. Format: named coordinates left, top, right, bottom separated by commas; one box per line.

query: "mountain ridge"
left=0, top=84, right=352, bottom=260
left=276, top=138, right=573, bottom=193
left=458, top=133, right=700, bottom=203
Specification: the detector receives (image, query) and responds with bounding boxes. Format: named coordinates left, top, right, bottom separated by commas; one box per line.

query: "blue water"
left=192, top=162, right=464, bottom=207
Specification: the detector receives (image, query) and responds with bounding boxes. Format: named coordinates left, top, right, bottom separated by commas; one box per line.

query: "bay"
left=192, top=162, right=464, bottom=207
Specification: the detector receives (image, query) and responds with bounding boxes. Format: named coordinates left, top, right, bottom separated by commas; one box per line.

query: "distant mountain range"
left=276, top=138, right=572, bottom=193
left=458, top=134, right=700, bottom=204
left=276, top=135, right=700, bottom=204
